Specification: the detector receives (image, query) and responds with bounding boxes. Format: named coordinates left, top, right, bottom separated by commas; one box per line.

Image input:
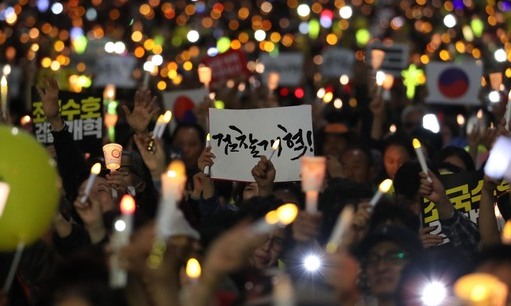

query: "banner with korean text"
left=208, top=105, right=314, bottom=182
left=422, top=169, right=509, bottom=244
left=32, top=90, right=103, bottom=156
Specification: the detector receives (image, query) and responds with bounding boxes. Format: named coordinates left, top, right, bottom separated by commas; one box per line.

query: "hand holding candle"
left=251, top=203, right=299, bottom=234
left=153, top=110, right=172, bottom=139
left=412, top=138, right=432, bottom=183
left=80, top=163, right=102, bottom=203
left=185, top=258, right=201, bottom=284
left=103, top=143, right=123, bottom=171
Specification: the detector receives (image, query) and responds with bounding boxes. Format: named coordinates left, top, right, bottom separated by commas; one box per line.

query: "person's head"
left=317, top=123, right=352, bottom=159
left=435, top=146, right=475, bottom=172
left=358, top=225, right=423, bottom=301
left=368, top=199, right=420, bottom=233
left=117, top=150, right=148, bottom=195
left=382, top=133, right=414, bottom=179
left=340, top=146, right=375, bottom=184
left=78, top=176, right=116, bottom=213
left=400, top=105, right=425, bottom=134
left=171, top=123, right=206, bottom=170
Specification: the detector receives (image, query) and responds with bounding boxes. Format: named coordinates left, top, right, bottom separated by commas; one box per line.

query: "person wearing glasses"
left=357, top=225, right=423, bottom=306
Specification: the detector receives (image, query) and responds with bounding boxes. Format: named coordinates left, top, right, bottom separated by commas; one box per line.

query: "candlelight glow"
left=378, top=179, right=393, bottom=193
left=376, top=71, right=385, bottom=86
left=120, top=195, right=136, bottom=215
left=371, top=49, right=385, bottom=70
left=186, top=258, right=201, bottom=279
left=276, top=203, right=299, bottom=225
left=162, top=110, right=172, bottom=123
left=103, top=84, right=116, bottom=100
left=264, top=210, right=280, bottom=225
left=91, top=163, right=101, bottom=175
left=167, top=160, right=186, bottom=178
left=457, top=114, right=465, bottom=126
left=454, top=273, right=508, bottom=305
left=198, top=65, right=212, bottom=85
left=206, top=133, right=211, bottom=142
left=477, top=109, right=483, bottom=119
left=20, top=115, right=31, bottom=125
left=382, top=74, right=394, bottom=90
left=272, top=139, right=280, bottom=150
left=412, top=138, right=422, bottom=149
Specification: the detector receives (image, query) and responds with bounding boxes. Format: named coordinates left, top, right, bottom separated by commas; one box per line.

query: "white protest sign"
left=93, top=55, right=137, bottom=88
left=366, top=43, right=409, bottom=76
left=321, top=48, right=354, bottom=78
left=260, top=53, right=304, bottom=86
left=209, top=105, right=314, bottom=182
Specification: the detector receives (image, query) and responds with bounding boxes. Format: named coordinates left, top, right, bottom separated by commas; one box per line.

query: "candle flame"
left=20, top=115, right=31, bottom=125
left=265, top=210, right=280, bottom=225
left=206, top=133, right=211, bottom=141
left=1, top=76, right=7, bottom=87
left=376, top=71, right=385, bottom=86
left=0, top=182, right=10, bottom=218
left=156, top=114, right=164, bottom=124
left=162, top=110, right=172, bottom=123
left=103, top=84, right=116, bottom=100
left=91, top=162, right=101, bottom=175
left=371, top=49, right=385, bottom=70
left=167, top=160, right=186, bottom=178
left=477, top=109, right=483, bottom=119
left=378, top=179, right=393, bottom=193
left=277, top=203, right=299, bottom=225
left=389, top=124, right=397, bottom=133
left=120, top=194, right=136, bottom=215
left=412, top=138, right=422, bottom=149
left=382, top=74, right=394, bottom=90
left=457, top=114, right=465, bottom=126
left=502, top=220, right=511, bottom=244
left=186, top=258, right=201, bottom=279
left=272, top=139, right=280, bottom=150
left=143, top=61, right=155, bottom=73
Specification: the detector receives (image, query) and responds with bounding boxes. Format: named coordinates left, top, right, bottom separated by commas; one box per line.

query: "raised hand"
left=37, top=76, right=64, bottom=130
left=251, top=156, right=276, bottom=197
left=419, top=225, right=444, bottom=248
left=197, top=146, right=215, bottom=172
left=122, top=89, right=159, bottom=134
left=133, top=133, right=166, bottom=179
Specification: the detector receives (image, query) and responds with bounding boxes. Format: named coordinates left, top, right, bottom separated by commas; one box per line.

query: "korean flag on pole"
left=425, top=61, right=482, bottom=106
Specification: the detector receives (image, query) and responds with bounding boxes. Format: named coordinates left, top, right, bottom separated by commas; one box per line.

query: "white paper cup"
left=301, top=156, right=326, bottom=192
left=103, top=143, right=123, bottom=170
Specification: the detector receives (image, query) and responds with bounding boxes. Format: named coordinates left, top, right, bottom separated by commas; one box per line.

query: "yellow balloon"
left=0, top=126, right=61, bottom=251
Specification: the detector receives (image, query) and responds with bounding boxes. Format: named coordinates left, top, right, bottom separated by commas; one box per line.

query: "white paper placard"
left=321, top=47, right=354, bottom=78
left=260, top=53, right=304, bottom=86
left=209, top=105, right=314, bottom=182
left=93, top=55, right=137, bottom=88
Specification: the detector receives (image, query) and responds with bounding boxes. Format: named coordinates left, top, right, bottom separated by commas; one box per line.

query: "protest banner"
left=32, top=90, right=103, bottom=156
left=209, top=105, right=314, bottom=182
left=320, top=47, right=354, bottom=78
left=366, top=43, right=409, bottom=76
left=200, top=49, right=251, bottom=87
left=425, top=61, right=482, bottom=106
left=93, top=55, right=137, bottom=88
left=422, top=169, right=510, bottom=243
left=260, top=52, right=304, bottom=86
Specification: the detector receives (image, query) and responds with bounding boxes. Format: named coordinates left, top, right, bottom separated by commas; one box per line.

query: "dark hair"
left=171, top=122, right=207, bottom=147
left=369, top=199, right=421, bottom=233
left=434, top=146, right=475, bottom=172
left=342, top=144, right=375, bottom=167
left=382, top=132, right=415, bottom=158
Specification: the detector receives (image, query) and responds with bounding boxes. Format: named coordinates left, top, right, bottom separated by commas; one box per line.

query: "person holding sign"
left=418, top=170, right=480, bottom=256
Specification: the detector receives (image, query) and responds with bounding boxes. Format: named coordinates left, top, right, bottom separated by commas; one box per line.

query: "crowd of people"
left=1, top=57, right=511, bottom=306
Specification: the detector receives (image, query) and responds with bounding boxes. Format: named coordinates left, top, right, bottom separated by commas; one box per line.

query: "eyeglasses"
left=262, top=235, right=285, bottom=251
left=365, top=250, right=407, bottom=268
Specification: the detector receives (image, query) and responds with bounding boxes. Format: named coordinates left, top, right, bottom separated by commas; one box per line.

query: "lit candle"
left=251, top=203, right=299, bottom=234
left=267, top=72, right=280, bottom=93
left=103, top=84, right=116, bottom=104
left=375, top=70, right=385, bottom=96
left=325, top=205, right=355, bottom=254
left=198, top=65, right=212, bottom=90
left=457, top=114, right=465, bottom=136
left=369, top=179, right=393, bottom=208
left=185, top=258, right=201, bottom=284
left=143, top=61, right=154, bottom=89
left=20, top=115, right=31, bottom=126
left=382, top=73, right=394, bottom=101
left=161, top=160, right=187, bottom=201
left=1, top=75, right=7, bottom=119
left=484, top=136, right=511, bottom=179
left=0, top=181, right=10, bottom=218
left=266, top=138, right=280, bottom=161
left=155, top=110, right=172, bottom=139
left=454, top=273, right=508, bottom=306
left=412, top=138, right=432, bottom=183
left=110, top=194, right=136, bottom=288
left=204, top=133, right=211, bottom=176
left=152, top=114, right=164, bottom=138
left=301, top=156, right=326, bottom=213
left=80, top=163, right=102, bottom=204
